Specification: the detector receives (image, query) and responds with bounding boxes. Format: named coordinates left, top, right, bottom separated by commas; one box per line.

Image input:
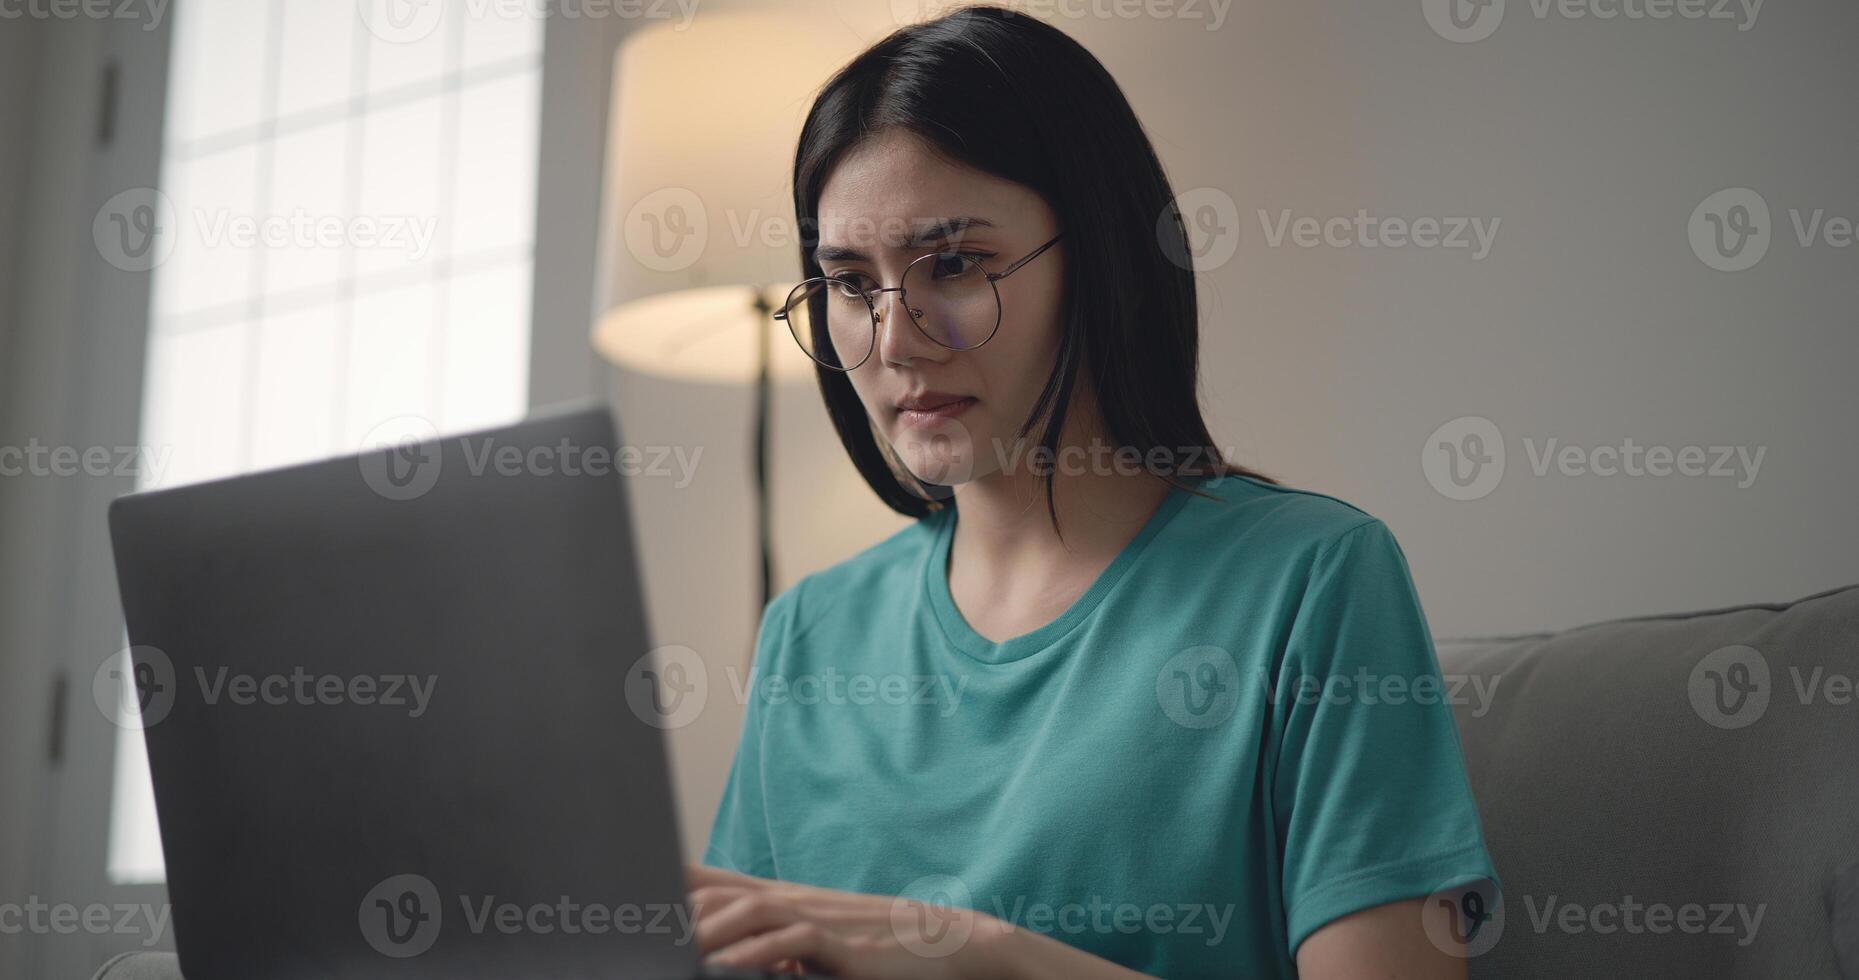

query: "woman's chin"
left=904, top=459, right=977, bottom=488
left=889, top=419, right=986, bottom=487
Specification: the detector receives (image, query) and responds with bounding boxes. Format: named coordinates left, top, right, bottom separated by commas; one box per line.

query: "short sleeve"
left=1273, top=519, right=1500, bottom=954
left=700, top=581, right=802, bottom=877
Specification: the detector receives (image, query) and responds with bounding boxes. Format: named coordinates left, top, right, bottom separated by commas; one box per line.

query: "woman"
left=690, top=6, right=1498, bottom=977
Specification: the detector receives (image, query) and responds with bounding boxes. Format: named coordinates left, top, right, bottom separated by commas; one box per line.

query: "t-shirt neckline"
left=923, top=480, right=1200, bottom=664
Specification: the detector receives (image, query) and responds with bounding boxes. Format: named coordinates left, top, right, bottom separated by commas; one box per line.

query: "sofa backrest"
left=1436, top=583, right=1859, bottom=979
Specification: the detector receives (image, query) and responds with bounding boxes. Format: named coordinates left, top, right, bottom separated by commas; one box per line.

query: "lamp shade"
left=593, top=12, right=851, bottom=383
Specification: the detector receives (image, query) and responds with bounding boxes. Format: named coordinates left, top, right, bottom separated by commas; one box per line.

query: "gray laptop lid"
left=107, top=406, right=696, bottom=980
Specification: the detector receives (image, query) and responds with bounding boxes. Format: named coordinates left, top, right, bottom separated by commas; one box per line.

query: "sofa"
left=1435, top=582, right=1859, bottom=978
left=94, top=584, right=1859, bottom=980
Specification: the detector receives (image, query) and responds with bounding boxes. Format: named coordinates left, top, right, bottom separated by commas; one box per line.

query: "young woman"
left=689, top=7, right=1498, bottom=978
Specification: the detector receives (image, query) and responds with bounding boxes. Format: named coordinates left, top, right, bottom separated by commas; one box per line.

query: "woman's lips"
left=895, top=397, right=977, bottom=427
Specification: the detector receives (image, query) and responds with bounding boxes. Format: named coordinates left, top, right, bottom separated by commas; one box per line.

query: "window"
left=107, top=0, right=544, bottom=884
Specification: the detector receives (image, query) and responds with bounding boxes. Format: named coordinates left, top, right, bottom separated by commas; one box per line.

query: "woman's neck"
left=941, top=454, right=1171, bottom=644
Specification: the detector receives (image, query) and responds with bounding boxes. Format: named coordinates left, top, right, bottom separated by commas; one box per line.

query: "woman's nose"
left=874, top=290, right=934, bottom=364
left=874, top=287, right=905, bottom=325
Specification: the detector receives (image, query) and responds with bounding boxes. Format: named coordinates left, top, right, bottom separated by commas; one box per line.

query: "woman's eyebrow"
left=811, top=215, right=996, bottom=264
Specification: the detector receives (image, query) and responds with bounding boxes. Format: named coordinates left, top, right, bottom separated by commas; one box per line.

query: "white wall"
left=0, top=11, right=173, bottom=975
left=0, top=20, right=49, bottom=976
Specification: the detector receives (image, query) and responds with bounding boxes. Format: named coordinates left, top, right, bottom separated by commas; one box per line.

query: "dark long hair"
left=792, top=4, right=1275, bottom=534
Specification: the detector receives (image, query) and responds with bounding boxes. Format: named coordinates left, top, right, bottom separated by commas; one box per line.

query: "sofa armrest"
left=92, top=952, right=183, bottom=980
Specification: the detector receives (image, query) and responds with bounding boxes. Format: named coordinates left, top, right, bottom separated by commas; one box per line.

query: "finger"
left=688, top=862, right=772, bottom=891
left=695, top=892, right=803, bottom=955
left=688, top=885, right=754, bottom=924
left=688, top=866, right=865, bottom=914
left=707, top=920, right=847, bottom=975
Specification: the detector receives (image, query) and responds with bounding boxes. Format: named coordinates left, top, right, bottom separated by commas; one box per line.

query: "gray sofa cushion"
left=92, top=952, right=181, bottom=980
left=1830, top=861, right=1859, bottom=980
left=1437, top=583, right=1859, bottom=979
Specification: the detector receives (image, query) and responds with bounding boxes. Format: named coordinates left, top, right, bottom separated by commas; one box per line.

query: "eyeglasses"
left=775, top=232, right=1065, bottom=372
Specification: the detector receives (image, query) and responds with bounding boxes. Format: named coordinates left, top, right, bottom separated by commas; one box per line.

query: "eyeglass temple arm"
left=987, top=232, right=1066, bottom=282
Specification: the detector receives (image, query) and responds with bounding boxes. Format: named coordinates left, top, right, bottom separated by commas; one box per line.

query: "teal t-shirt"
left=703, top=474, right=1499, bottom=977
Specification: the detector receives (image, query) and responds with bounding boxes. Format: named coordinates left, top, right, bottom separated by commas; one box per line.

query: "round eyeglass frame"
left=774, top=232, right=1065, bottom=372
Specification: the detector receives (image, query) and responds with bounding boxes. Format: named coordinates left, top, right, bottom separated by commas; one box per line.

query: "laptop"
left=108, top=406, right=801, bottom=980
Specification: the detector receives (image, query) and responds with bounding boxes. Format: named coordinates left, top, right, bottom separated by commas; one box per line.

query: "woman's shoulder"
left=757, top=511, right=943, bottom=647
left=1177, top=477, right=1432, bottom=669
left=1180, top=472, right=1393, bottom=563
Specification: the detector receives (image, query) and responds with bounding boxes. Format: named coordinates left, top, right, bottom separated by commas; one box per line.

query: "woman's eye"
left=932, top=252, right=991, bottom=279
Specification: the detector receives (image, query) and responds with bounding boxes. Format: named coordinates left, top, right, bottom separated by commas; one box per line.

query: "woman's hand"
left=688, top=863, right=1019, bottom=979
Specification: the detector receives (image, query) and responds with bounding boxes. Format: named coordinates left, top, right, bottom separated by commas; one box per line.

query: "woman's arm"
left=996, top=894, right=1472, bottom=980
left=689, top=864, right=1159, bottom=979
left=1295, top=897, right=1469, bottom=980
left=692, top=867, right=1472, bottom=978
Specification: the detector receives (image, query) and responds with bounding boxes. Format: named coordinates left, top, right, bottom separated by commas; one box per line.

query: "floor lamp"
left=590, top=13, right=827, bottom=614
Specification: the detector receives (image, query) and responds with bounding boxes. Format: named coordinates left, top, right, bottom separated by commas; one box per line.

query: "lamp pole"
left=751, top=287, right=775, bottom=613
